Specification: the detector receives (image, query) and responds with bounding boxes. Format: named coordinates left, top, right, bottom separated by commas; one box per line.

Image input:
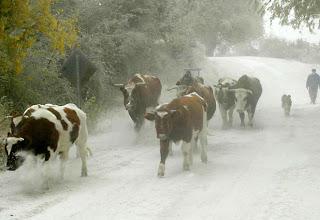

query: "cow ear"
left=144, top=112, right=156, bottom=121
left=119, top=86, right=126, bottom=92
left=7, top=132, right=12, bottom=137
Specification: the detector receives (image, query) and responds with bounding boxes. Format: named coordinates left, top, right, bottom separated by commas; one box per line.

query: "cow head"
left=145, top=108, right=181, bottom=140
left=214, top=84, right=234, bottom=108
left=231, top=88, right=253, bottom=113
left=4, top=135, right=29, bottom=170
left=6, top=113, right=23, bottom=134
left=114, top=82, right=146, bottom=112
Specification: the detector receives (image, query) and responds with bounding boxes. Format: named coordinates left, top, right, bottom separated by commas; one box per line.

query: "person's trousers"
left=308, top=87, right=318, bottom=104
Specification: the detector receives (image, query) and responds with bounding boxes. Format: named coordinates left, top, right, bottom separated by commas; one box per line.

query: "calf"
left=4, top=103, right=89, bottom=178
left=281, top=94, right=292, bottom=116
left=145, top=92, right=208, bottom=177
left=214, top=77, right=237, bottom=128
left=113, top=74, right=162, bottom=131
left=231, top=75, right=262, bottom=127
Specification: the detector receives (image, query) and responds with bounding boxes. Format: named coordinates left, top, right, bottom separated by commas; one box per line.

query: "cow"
left=214, top=77, right=237, bottom=129
left=113, top=74, right=162, bottom=131
left=281, top=94, right=292, bottom=116
left=7, top=104, right=92, bottom=158
left=175, top=71, right=216, bottom=122
left=145, top=92, right=208, bottom=177
left=230, top=75, right=262, bottom=127
left=3, top=103, right=89, bottom=180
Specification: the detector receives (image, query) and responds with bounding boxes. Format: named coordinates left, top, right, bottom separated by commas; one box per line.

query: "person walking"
left=306, top=68, right=320, bottom=104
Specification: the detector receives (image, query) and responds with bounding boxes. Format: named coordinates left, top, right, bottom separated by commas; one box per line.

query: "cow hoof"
left=201, top=155, right=207, bottom=163
left=158, top=163, right=165, bottom=177
left=81, top=170, right=88, bottom=177
left=183, top=164, right=190, bottom=171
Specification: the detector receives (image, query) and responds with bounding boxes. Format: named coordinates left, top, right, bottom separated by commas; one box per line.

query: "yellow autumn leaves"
left=0, top=0, right=77, bottom=74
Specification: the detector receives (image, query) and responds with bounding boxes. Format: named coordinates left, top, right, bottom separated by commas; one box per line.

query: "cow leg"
left=190, top=137, right=196, bottom=165
left=228, top=106, right=235, bottom=128
left=75, top=128, right=89, bottom=177
left=43, top=157, right=52, bottom=190
left=158, top=140, right=169, bottom=177
left=78, top=145, right=88, bottom=177
left=192, top=136, right=199, bottom=154
left=76, top=146, right=80, bottom=158
left=248, top=107, right=255, bottom=127
left=59, top=151, right=69, bottom=179
left=134, top=116, right=144, bottom=132
left=168, top=141, right=173, bottom=156
left=239, top=112, right=245, bottom=127
left=199, top=131, right=208, bottom=164
left=200, top=108, right=208, bottom=163
left=181, top=141, right=192, bottom=171
left=219, top=105, right=228, bottom=129
left=76, top=141, right=88, bottom=177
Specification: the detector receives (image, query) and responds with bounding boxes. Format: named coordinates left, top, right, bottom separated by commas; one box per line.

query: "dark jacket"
left=306, top=73, right=320, bottom=89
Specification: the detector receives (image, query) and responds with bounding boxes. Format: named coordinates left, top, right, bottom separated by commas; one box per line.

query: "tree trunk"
left=205, top=44, right=216, bottom=57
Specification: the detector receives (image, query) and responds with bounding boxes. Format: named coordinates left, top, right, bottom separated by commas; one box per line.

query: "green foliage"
left=258, top=0, right=320, bottom=31
left=0, top=0, right=77, bottom=74
left=192, top=0, right=263, bottom=56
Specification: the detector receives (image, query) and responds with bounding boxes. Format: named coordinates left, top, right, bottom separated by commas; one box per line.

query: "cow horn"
left=136, top=82, right=146, bottom=85
left=5, top=116, right=13, bottom=119
left=247, top=90, right=253, bottom=95
left=112, top=83, right=124, bottom=87
left=167, top=86, right=179, bottom=91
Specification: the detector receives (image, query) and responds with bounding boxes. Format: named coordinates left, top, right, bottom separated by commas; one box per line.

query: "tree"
left=261, top=0, right=320, bottom=31
left=0, top=0, right=77, bottom=74
left=193, top=0, right=263, bottom=56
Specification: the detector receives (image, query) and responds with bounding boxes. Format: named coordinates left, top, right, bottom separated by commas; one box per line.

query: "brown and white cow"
left=175, top=71, right=216, bottom=122
left=113, top=74, right=162, bottom=131
left=145, top=92, right=208, bottom=177
left=3, top=103, right=89, bottom=179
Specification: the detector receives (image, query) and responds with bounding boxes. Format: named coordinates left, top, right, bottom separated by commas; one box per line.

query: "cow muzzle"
left=125, top=103, right=133, bottom=111
left=158, top=134, right=168, bottom=140
left=236, top=109, right=244, bottom=113
left=6, top=156, right=24, bottom=171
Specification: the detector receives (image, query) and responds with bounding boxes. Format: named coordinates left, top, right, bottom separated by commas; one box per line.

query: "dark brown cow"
left=114, top=74, right=162, bottom=131
left=3, top=104, right=89, bottom=181
left=145, top=92, right=208, bottom=177
left=176, top=72, right=216, bottom=121
left=230, top=75, right=262, bottom=127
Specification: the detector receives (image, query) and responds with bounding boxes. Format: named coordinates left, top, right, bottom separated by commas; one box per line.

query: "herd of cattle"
left=0, top=71, right=293, bottom=182
left=112, top=72, right=262, bottom=176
